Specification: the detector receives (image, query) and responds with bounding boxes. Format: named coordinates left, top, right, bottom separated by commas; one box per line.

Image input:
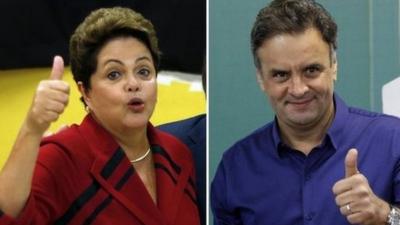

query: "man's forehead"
left=258, top=29, right=329, bottom=58
left=260, top=28, right=327, bottom=48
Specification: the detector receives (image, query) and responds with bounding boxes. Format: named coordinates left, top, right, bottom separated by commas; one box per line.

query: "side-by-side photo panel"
left=0, top=1, right=206, bottom=225
left=210, top=0, right=400, bottom=225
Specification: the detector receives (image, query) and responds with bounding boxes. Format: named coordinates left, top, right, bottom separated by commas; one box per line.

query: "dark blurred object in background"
left=0, top=0, right=205, bottom=74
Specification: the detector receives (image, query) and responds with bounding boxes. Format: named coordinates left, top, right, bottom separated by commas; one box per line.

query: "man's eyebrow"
left=302, top=63, right=325, bottom=70
left=269, top=68, right=289, bottom=74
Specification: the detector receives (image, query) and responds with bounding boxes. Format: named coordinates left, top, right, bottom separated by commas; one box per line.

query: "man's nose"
left=288, top=75, right=308, bottom=97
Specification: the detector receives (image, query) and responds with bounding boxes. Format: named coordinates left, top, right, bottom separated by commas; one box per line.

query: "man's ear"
left=256, top=69, right=266, bottom=91
left=332, top=58, right=338, bottom=81
left=331, top=49, right=338, bottom=81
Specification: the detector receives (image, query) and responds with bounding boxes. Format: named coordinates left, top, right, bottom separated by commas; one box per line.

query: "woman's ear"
left=77, top=82, right=90, bottom=106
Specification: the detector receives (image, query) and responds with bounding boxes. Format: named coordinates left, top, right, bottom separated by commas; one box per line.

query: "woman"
left=0, top=7, right=200, bottom=225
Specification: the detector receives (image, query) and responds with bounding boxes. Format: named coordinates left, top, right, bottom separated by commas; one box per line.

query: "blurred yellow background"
left=0, top=67, right=205, bottom=168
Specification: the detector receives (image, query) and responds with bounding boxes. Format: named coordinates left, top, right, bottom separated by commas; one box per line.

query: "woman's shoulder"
left=38, top=125, right=93, bottom=170
left=41, top=125, right=85, bottom=152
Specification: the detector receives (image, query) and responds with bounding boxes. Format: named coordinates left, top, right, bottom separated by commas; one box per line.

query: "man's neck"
left=279, top=104, right=335, bottom=155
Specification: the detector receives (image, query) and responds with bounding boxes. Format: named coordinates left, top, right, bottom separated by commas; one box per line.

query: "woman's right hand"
left=0, top=56, right=71, bottom=217
left=25, top=56, right=70, bottom=135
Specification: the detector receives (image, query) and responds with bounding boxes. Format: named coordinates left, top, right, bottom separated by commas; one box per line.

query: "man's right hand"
left=25, top=56, right=70, bottom=134
left=332, top=148, right=390, bottom=225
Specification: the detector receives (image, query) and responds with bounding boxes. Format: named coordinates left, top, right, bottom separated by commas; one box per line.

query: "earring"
left=85, top=106, right=91, bottom=113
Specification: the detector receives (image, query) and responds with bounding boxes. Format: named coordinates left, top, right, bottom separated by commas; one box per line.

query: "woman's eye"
left=137, top=68, right=151, bottom=78
left=107, top=71, right=121, bottom=80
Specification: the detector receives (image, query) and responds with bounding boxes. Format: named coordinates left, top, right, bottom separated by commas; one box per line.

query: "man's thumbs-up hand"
left=332, top=148, right=390, bottom=225
left=345, top=148, right=359, bottom=178
left=25, top=56, right=70, bottom=135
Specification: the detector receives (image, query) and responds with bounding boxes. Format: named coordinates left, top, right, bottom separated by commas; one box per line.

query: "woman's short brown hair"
left=69, top=7, right=160, bottom=90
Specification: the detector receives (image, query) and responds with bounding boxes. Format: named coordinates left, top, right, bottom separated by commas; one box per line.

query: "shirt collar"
left=272, top=117, right=281, bottom=151
left=271, top=117, right=290, bottom=157
left=326, top=93, right=350, bottom=151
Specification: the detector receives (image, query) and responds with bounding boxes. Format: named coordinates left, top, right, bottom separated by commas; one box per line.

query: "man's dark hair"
left=251, top=0, right=337, bottom=68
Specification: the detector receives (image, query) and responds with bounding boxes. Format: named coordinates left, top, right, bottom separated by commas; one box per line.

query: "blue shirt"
left=211, top=95, right=400, bottom=225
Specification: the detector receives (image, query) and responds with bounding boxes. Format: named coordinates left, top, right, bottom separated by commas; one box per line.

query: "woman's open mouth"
left=128, top=98, right=145, bottom=112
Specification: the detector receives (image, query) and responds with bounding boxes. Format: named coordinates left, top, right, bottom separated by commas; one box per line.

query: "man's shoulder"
left=223, top=122, right=274, bottom=159
left=348, top=106, right=400, bottom=128
left=158, top=114, right=206, bottom=137
left=334, top=95, right=400, bottom=134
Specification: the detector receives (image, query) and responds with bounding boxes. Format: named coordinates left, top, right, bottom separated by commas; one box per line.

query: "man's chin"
left=287, top=114, right=317, bottom=126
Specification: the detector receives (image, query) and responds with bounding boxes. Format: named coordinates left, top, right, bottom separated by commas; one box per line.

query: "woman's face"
left=80, top=37, right=157, bottom=132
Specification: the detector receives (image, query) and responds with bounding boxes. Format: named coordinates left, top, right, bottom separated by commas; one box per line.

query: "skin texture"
left=80, top=37, right=157, bottom=136
left=256, top=28, right=336, bottom=153
left=333, top=149, right=389, bottom=225
left=27, top=56, right=70, bottom=135
left=0, top=56, right=70, bottom=216
left=256, top=27, right=390, bottom=224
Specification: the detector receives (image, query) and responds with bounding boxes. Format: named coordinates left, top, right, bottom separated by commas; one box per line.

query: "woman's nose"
left=125, top=74, right=140, bottom=92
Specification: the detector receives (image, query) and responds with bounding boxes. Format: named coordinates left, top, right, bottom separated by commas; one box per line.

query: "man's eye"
left=305, top=66, right=320, bottom=77
left=272, top=72, right=289, bottom=82
left=107, top=71, right=121, bottom=80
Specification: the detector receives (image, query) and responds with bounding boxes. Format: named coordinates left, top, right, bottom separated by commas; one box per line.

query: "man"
left=211, top=0, right=400, bottom=225
left=159, top=63, right=206, bottom=225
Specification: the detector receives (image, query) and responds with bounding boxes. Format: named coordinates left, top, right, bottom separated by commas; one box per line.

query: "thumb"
left=49, top=55, right=64, bottom=80
left=345, top=148, right=359, bottom=178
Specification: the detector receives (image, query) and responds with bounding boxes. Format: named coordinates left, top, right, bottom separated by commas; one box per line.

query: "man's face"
left=256, top=27, right=337, bottom=129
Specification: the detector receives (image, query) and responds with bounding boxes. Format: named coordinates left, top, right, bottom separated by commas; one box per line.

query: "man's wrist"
left=387, top=205, right=400, bottom=225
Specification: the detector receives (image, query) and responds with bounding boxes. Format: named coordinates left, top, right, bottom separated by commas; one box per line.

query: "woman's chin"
left=123, top=117, right=150, bottom=129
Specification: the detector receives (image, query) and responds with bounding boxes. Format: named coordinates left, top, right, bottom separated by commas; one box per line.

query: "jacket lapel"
left=90, top=150, right=165, bottom=225
left=80, top=115, right=166, bottom=225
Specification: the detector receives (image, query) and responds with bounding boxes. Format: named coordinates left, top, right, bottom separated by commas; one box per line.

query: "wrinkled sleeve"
left=0, top=195, right=36, bottom=225
left=211, top=158, right=242, bottom=225
left=0, top=143, right=74, bottom=225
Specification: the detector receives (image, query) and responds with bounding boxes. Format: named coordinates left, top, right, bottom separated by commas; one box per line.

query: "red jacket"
left=0, top=115, right=200, bottom=225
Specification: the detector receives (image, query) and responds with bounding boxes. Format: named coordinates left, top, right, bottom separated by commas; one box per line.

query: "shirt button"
left=305, top=213, right=314, bottom=221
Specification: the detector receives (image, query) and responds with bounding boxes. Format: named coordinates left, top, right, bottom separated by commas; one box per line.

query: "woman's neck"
left=113, top=127, right=150, bottom=159
left=90, top=113, right=150, bottom=157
